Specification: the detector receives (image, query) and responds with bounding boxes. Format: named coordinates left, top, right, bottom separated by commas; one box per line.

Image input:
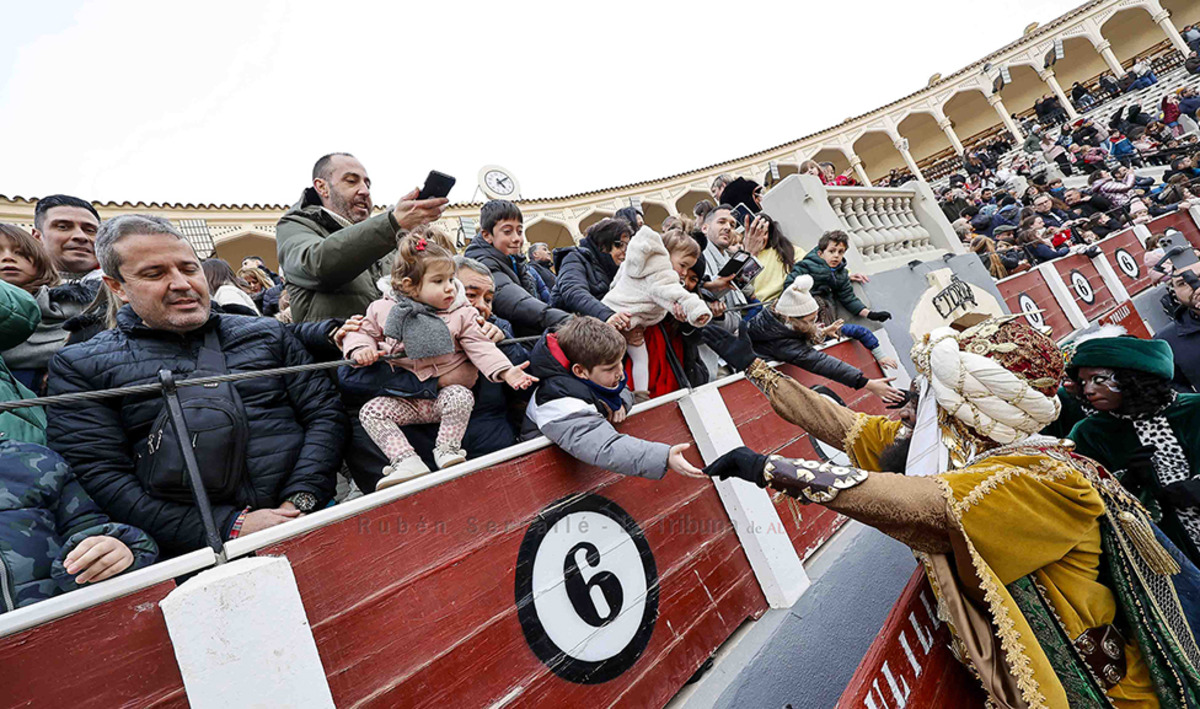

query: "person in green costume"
left=1068, top=336, right=1200, bottom=565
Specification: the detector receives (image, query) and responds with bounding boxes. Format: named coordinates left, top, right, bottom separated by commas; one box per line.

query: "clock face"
left=484, top=170, right=515, bottom=196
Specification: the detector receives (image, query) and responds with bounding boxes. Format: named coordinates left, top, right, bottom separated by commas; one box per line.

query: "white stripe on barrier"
left=679, top=384, right=810, bottom=609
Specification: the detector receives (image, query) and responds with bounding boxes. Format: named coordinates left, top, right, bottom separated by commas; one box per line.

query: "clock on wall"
left=479, top=165, right=520, bottom=200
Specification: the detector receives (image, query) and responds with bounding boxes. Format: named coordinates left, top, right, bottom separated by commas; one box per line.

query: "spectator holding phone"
left=276, top=153, right=448, bottom=322
left=782, top=231, right=889, bottom=324
left=700, top=206, right=756, bottom=334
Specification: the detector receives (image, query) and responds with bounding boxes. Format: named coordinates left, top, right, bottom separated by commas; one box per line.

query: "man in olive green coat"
left=276, top=153, right=448, bottom=322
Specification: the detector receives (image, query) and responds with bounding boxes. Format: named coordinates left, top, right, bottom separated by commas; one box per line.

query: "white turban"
left=913, top=326, right=1062, bottom=445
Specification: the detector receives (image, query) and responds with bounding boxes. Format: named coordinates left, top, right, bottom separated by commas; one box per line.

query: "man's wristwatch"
left=286, top=492, right=319, bottom=513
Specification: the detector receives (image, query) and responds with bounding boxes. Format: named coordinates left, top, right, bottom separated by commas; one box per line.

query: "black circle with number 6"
left=515, top=494, right=659, bottom=684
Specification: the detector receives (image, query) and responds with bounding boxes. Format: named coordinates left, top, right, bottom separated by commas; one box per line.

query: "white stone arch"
left=525, top=216, right=576, bottom=251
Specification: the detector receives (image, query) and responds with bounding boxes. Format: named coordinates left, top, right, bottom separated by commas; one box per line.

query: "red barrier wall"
left=1051, top=252, right=1117, bottom=322
left=1147, top=210, right=1200, bottom=249
left=0, top=581, right=187, bottom=709
left=1097, top=230, right=1155, bottom=296
left=261, top=400, right=769, bottom=709
left=995, top=269, right=1074, bottom=340
left=835, top=569, right=985, bottom=709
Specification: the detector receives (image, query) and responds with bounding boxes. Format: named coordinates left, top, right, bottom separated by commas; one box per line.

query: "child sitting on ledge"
left=522, top=316, right=703, bottom=479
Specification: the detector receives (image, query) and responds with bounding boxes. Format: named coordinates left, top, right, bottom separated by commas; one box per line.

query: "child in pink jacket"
left=343, top=236, right=536, bottom=488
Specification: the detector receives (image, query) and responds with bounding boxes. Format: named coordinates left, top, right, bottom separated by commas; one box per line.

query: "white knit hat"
left=776, top=275, right=819, bottom=318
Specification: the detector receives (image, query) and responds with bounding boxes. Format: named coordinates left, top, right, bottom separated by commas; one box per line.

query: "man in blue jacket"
left=46, top=215, right=347, bottom=556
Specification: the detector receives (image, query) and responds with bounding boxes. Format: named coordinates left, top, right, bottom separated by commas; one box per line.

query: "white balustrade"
left=825, top=186, right=938, bottom=263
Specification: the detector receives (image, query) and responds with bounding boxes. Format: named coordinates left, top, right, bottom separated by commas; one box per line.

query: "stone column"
left=987, top=93, right=1024, bottom=141
left=1038, top=68, right=1079, bottom=121
left=1152, top=9, right=1191, bottom=55
left=893, top=137, right=926, bottom=182
left=937, top=116, right=965, bottom=155
left=1095, top=39, right=1126, bottom=77
left=848, top=154, right=872, bottom=186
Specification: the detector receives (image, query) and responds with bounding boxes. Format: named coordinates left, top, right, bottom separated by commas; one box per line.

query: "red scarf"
left=624, top=324, right=685, bottom=398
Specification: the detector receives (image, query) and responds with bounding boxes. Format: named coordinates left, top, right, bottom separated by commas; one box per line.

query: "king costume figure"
left=702, top=316, right=1200, bottom=709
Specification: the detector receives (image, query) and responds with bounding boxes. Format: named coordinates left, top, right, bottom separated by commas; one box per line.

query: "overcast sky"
left=1, top=0, right=1081, bottom=207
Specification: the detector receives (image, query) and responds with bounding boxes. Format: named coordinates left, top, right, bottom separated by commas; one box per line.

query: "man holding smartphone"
left=276, top=153, right=449, bottom=322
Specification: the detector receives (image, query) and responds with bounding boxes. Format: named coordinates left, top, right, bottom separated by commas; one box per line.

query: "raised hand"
left=668, top=443, right=706, bottom=478
left=865, top=377, right=904, bottom=404
left=392, top=187, right=449, bottom=231
left=502, top=361, right=538, bottom=390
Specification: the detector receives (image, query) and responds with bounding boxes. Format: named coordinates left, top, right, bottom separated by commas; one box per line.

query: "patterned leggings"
left=359, top=385, right=475, bottom=464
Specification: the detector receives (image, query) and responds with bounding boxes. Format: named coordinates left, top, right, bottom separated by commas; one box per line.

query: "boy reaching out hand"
left=522, top=316, right=703, bottom=479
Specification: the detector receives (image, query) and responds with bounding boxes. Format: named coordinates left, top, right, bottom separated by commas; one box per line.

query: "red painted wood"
left=0, top=581, right=187, bottom=709
left=1097, top=230, right=1155, bottom=296
left=835, top=569, right=985, bottom=709
left=996, top=270, right=1074, bottom=340
left=1147, top=211, right=1200, bottom=249
left=1099, top=300, right=1153, bottom=339
left=260, top=399, right=768, bottom=709
left=1051, top=253, right=1117, bottom=322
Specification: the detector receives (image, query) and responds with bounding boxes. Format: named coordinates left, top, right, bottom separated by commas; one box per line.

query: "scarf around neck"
left=383, top=294, right=455, bottom=360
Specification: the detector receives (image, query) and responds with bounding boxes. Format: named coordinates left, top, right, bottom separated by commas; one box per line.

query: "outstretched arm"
left=706, top=448, right=950, bottom=554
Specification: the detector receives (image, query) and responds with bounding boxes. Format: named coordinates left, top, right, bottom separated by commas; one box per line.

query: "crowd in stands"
left=10, top=102, right=1200, bottom=614
left=930, top=64, right=1200, bottom=281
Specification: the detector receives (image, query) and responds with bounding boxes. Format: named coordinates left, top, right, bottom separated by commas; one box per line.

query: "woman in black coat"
left=550, top=218, right=631, bottom=327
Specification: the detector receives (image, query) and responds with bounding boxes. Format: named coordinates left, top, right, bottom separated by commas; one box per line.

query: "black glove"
left=1123, top=445, right=1157, bottom=486
left=867, top=310, right=892, bottom=323
left=700, top=321, right=757, bottom=372
left=703, top=446, right=768, bottom=487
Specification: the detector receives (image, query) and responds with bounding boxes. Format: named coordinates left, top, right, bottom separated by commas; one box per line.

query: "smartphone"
left=1161, top=229, right=1200, bottom=269
left=731, top=203, right=756, bottom=228
left=733, top=254, right=762, bottom=288
left=418, top=170, right=456, bottom=200
left=717, top=251, right=753, bottom=278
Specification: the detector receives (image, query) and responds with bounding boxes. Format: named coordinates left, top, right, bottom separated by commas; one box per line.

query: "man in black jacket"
left=463, top=200, right=570, bottom=338
left=46, top=215, right=347, bottom=556
left=526, top=242, right=557, bottom=292
left=1156, top=268, right=1200, bottom=392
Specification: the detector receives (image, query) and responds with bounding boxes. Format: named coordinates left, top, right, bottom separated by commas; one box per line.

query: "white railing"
left=827, top=187, right=934, bottom=262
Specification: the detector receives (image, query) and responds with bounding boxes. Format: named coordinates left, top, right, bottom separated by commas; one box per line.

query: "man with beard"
left=46, top=215, right=347, bottom=555
left=276, top=153, right=448, bottom=322
left=701, top=318, right=1200, bottom=708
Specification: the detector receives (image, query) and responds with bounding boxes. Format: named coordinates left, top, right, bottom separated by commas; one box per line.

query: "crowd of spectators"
left=0, top=151, right=916, bottom=611
left=934, top=67, right=1200, bottom=281
left=10, top=71, right=1200, bottom=612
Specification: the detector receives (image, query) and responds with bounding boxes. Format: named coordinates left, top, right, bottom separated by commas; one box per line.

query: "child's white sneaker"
left=376, top=456, right=431, bottom=490
left=434, top=447, right=468, bottom=469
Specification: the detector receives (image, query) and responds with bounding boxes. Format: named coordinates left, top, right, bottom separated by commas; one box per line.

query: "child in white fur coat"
left=602, top=227, right=712, bottom=395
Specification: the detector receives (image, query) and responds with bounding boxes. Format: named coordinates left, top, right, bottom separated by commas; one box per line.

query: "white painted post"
left=160, top=556, right=334, bottom=709
left=1090, top=249, right=1132, bottom=303
left=679, top=386, right=810, bottom=609
left=1189, top=206, right=1200, bottom=235
left=1133, top=223, right=1153, bottom=247
left=1038, top=263, right=1089, bottom=329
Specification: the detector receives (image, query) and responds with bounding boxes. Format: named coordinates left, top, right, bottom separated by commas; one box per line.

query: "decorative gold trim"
left=936, top=475, right=1049, bottom=708
left=842, top=412, right=870, bottom=469
left=952, top=458, right=1070, bottom=516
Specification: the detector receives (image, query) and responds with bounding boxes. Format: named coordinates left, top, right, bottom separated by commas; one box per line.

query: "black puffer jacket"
left=45, top=307, right=347, bottom=556
left=746, top=308, right=868, bottom=389
left=463, top=235, right=570, bottom=338
left=550, top=237, right=620, bottom=321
